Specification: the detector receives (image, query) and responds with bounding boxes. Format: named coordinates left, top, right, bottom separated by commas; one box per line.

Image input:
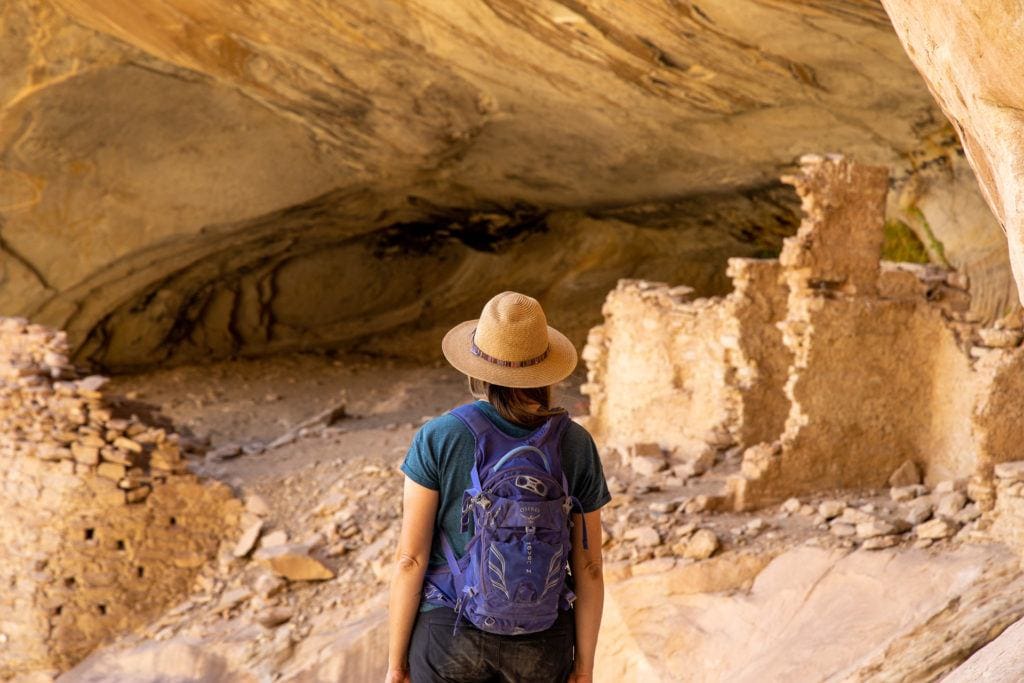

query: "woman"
left=386, top=291, right=610, bottom=683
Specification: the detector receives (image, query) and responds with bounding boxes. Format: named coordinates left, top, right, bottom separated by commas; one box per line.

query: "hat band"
left=471, top=330, right=550, bottom=368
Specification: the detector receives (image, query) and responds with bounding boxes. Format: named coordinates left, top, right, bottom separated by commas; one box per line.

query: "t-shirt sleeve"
left=400, top=423, right=441, bottom=490
left=564, top=423, right=612, bottom=513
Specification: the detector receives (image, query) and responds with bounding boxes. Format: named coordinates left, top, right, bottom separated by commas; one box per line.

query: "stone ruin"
left=0, top=319, right=241, bottom=678
left=582, top=155, right=1024, bottom=512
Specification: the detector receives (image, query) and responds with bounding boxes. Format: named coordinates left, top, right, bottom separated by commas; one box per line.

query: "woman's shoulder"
left=416, top=410, right=474, bottom=446
left=559, top=415, right=598, bottom=455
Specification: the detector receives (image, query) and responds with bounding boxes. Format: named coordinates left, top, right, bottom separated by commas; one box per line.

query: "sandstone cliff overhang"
left=3, top=1, right=1012, bottom=370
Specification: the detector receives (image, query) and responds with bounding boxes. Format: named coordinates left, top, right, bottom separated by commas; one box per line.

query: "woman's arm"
left=569, top=509, right=605, bottom=682
left=386, top=477, right=440, bottom=683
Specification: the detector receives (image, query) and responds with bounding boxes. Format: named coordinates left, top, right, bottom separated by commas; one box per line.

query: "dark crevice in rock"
left=68, top=184, right=799, bottom=373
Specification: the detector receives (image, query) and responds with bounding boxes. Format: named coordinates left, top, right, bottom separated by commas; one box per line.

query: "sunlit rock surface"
left=0, top=0, right=1012, bottom=369
left=882, top=0, right=1024, bottom=306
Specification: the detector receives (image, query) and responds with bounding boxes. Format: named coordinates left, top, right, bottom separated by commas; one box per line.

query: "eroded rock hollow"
left=0, top=0, right=1016, bottom=370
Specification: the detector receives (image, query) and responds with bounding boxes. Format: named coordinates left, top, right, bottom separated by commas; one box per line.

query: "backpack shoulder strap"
left=448, top=402, right=493, bottom=494
left=448, top=403, right=496, bottom=441
left=530, top=410, right=572, bottom=448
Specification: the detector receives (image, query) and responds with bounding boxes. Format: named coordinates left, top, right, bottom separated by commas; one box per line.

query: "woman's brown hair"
left=468, top=377, right=564, bottom=429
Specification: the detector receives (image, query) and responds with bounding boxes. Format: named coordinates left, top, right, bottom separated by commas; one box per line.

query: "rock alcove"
left=1, top=0, right=1017, bottom=371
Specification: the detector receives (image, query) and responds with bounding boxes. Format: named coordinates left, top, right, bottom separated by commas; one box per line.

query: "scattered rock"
left=935, top=492, right=967, bottom=518
left=903, top=498, right=934, bottom=526
left=217, top=587, right=253, bottom=611
left=837, top=508, right=876, bottom=525
left=781, top=497, right=802, bottom=514
left=830, top=523, right=856, bottom=538
left=674, top=445, right=716, bottom=477
left=890, top=485, right=927, bottom=502
left=633, top=456, right=668, bottom=477
left=684, top=495, right=711, bottom=515
left=934, top=480, right=964, bottom=494
left=253, top=571, right=286, bottom=599
left=254, top=544, right=335, bottom=581
left=888, top=460, right=922, bottom=487
left=954, top=505, right=982, bottom=524
left=624, top=526, right=661, bottom=548
left=702, top=428, right=734, bottom=449
left=915, top=518, right=959, bottom=540
left=245, top=494, right=272, bottom=517
left=856, top=519, right=897, bottom=539
left=994, top=461, right=1024, bottom=483
left=818, top=500, right=845, bottom=519
left=233, top=520, right=263, bottom=558
left=257, top=605, right=293, bottom=628
left=649, top=500, right=679, bottom=514
left=861, top=535, right=900, bottom=550
left=207, top=443, right=243, bottom=460
left=261, top=530, right=289, bottom=548
left=683, top=529, right=719, bottom=560
left=745, top=518, right=767, bottom=536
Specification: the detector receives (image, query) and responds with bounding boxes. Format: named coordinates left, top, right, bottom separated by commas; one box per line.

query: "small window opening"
left=97, top=604, right=107, bottom=615
left=116, top=539, right=126, bottom=551
left=84, top=528, right=95, bottom=541
left=137, top=566, right=145, bottom=578
left=53, top=605, right=63, bottom=616
left=64, top=577, right=76, bottom=588
left=168, top=516, right=177, bottom=526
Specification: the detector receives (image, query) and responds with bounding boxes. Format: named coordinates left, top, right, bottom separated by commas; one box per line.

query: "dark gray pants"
left=408, top=607, right=575, bottom=683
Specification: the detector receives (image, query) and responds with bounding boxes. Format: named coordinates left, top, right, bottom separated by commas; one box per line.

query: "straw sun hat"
left=442, top=292, right=578, bottom=388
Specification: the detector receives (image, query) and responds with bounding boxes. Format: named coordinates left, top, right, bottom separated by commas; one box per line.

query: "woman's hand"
left=568, top=672, right=593, bottom=682
left=385, top=666, right=411, bottom=683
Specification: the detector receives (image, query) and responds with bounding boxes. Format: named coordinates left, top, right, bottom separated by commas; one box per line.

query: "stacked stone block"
left=0, top=318, right=241, bottom=678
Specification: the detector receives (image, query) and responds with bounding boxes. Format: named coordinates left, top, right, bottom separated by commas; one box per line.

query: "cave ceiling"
left=0, top=1, right=993, bottom=369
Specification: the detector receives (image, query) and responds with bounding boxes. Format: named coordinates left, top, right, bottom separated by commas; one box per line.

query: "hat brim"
left=441, top=319, right=578, bottom=388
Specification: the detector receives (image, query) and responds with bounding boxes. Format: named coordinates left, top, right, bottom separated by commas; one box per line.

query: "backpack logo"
left=514, top=475, right=548, bottom=497
left=519, top=504, right=542, bottom=524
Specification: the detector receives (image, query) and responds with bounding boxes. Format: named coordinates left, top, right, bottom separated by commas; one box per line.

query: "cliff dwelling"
left=4, top=0, right=1024, bottom=682
left=584, top=155, right=1024, bottom=510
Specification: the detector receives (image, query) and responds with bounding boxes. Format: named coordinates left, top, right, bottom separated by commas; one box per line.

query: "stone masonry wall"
left=584, top=155, right=1024, bottom=511
left=0, top=319, right=241, bottom=678
left=581, top=260, right=792, bottom=461
left=582, top=282, right=736, bottom=458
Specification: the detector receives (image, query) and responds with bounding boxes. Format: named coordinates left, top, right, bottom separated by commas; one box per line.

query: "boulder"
left=254, top=544, right=335, bottom=581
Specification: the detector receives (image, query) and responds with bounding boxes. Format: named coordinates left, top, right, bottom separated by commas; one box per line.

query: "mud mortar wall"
left=756, top=297, right=977, bottom=496
left=582, top=283, right=736, bottom=457
left=584, top=155, right=1024, bottom=510
left=0, top=319, right=240, bottom=678
left=725, top=259, right=791, bottom=448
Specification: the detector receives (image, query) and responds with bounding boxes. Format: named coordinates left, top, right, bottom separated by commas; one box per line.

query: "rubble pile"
left=0, top=319, right=241, bottom=678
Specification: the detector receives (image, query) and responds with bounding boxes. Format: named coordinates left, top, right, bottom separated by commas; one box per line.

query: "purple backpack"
left=422, top=403, right=588, bottom=635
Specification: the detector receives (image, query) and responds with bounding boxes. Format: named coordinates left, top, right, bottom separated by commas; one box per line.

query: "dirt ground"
left=74, top=352, right=988, bottom=680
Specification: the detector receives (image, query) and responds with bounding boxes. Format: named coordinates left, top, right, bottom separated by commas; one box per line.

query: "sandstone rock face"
left=882, top=0, right=1024, bottom=306
left=61, top=542, right=1024, bottom=683
left=598, top=543, right=1024, bottom=682
left=945, top=615, right=1024, bottom=683
left=0, top=318, right=241, bottom=678
left=0, top=0, right=1011, bottom=368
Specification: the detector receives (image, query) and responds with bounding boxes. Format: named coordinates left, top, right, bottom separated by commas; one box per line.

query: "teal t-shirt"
left=400, top=400, right=611, bottom=576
